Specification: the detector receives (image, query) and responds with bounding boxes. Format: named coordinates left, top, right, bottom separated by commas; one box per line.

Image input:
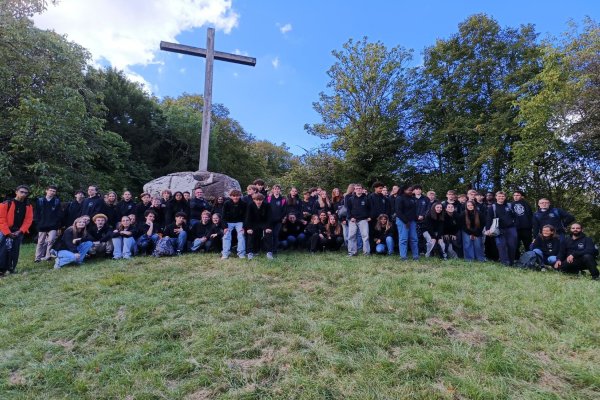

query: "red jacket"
left=0, top=200, right=33, bottom=235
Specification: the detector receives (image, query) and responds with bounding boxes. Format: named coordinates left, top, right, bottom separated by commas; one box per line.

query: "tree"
left=306, top=37, right=413, bottom=185
left=411, top=14, right=541, bottom=191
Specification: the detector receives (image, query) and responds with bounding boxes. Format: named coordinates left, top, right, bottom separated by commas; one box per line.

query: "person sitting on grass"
left=53, top=217, right=93, bottom=269
left=532, top=225, right=561, bottom=267
left=280, top=213, right=306, bottom=250
left=324, top=214, right=344, bottom=251
left=244, top=193, right=274, bottom=260
left=208, top=213, right=226, bottom=253
left=373, top=214, right=395, bottom=255
left=305, top=214, right=326, bottom=253
left=137, top=210, right=160, bottom=255
left=189, top=210, right=213, bottom=253
left=555, top=223, right=599, bottom=281
left=424, top=202, right=446, bottom=259
left=85, top=213, right=113, bottom=258
left=163, top=212, right=188, bottom=255
left=111, top=215, right=138, bottom=259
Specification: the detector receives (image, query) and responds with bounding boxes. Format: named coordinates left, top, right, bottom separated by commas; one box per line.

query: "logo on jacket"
left=513, top=204, right=525, bottom=216
left=578, top=242, right=584, bottom=249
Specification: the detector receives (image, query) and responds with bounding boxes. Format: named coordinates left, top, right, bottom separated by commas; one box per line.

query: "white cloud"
left=179, top=68, right=186, bottom=74
left=33, top=0, right=239, bottom=93
left=272, top=56, right=279, bottom=69
left=233, top=72, right=239, bottom=78
left=279, top=23, right=292, bottom=34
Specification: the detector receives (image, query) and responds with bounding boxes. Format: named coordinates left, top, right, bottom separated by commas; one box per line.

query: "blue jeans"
left=112, top=236, right=136, bottom=259
left=281, top=233, right=306, bottom=249
left=222, top=222, right=245, bottom=257
left=496, top=226, right=518, bottom=266
left=532, top=249, right=557, bottom=265
left=375, top=235, right=395, bottom=255
left=191, top=238, right=212, bottom=252
left=169, top=231, right=187, bottom=252
left=462, top=232, right=485, bottom=261
left=137, top=234, right=159, bottom=254
left=397, top=219, right=419, bottom=259
left=56, top=241, right=94, bottom=268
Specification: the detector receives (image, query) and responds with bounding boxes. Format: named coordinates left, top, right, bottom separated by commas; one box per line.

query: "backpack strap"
left=492, top=203, right=497, bottom=219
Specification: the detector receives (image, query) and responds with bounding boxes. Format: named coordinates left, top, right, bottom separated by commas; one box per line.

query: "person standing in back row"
left=485, top=191, right=517, bottom=266
left=34, top=185, right=63, bottom=262
left=347, top=183, right=371, bottom=256
left=511, top=190, right=533, bottom=258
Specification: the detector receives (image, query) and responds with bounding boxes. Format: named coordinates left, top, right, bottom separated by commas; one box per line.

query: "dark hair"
left=74, top=190, right=85, bottom=196
left=229, top=189, right=242, bottom=197
left=252, top=193, right=265, bottom=201
left=175, top=212, right=187, bottom=218
left=412, top=184, right=422, bottom=190
left=47, top=185, right=58, bottom=191
left=464, top=201, right=481, bottom=230
left=429, top=202, right=445, bottom=221
left=253, top=179, right=265, bottom=186
left=16, top=185, right=30, bottom=193
left=372, top=181, right=384, bottom=189
left=144, top=210, right=157, bottom=218
left=513, top=190, right=525, bottom=196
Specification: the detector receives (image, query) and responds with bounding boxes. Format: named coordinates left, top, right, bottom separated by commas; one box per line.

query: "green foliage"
left=412, top=14, right=542, bottom=190
left=306, top=37, right=413, bottom=185
left=1, top=246, right=599, bottom=398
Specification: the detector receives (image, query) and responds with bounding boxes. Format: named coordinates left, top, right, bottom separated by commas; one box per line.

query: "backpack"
left=152, top=237, right=175, bottom=257
left=515, top=250, right=543, bottom=270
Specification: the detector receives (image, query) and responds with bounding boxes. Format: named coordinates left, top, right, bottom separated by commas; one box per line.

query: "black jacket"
left=347, top=194, right=370, bottom=221
left=415, top=195, right=430, bottom=220
left=189, top=221, right=212, bottom=241
left=84, top=224, right=112, bottom=243
left=460, top=210, right=483, bottom=236
left=63, top=200, right=83, bottom=228
left=222, top=199, right=247, bottom=223
left=163, top=222, right=188, bottom=238
left=443, top=212, right=460, bottom=236
left=267, top=194, right=287, bottom=223
left=532, top=236, right=561, bottom=259
left=558, top=234, right=596, bottom=260
left=533, top=208, right=575, bottom=235
left=80, top=195, right=104, bottom=218
left=512, top=200, right=533, bottom=230
left=281, top=220, right=304, bottom=238
left=54, top=227, right=85, bottom=252
left=424, top=214, right=444, bottom=239
left=395, top=195, right=418, bottom=224
left=189, top=197, right=212, bottom=220
left=485, top=203, right=515, bottom=229
left=116, top=200, right=137, bottom=220
left=34, top=196, right=63, bottom=231
left=245, top=202, right=272, bottom=230
left=368, top=193, right=391, bottom=220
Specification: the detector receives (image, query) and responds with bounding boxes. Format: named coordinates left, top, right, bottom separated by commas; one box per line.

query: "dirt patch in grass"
left=185, top=389, right=213, bottom=400
left=537, top=369, right=569, bottom=392
left=9, top=370, right=26, bottom=386
left=50, top=339, right=75, bottom=351
left=116, top=306, right=126, bottom=321
left=228, top=347, right=276, bottom=372
left=426, top=318, right=487, bottom=346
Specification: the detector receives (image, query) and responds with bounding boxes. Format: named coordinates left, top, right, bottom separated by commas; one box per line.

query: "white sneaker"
left=53, top=260, right=61, bottom=270
left=247, top=253, right=254, bottom=260
left=221, top=255, right=229, bottom=260
left=266, top=252, right=274, bottom=260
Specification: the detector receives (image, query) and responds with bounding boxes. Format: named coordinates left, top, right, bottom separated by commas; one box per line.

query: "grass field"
left=0, top=245, right=599, bottom=399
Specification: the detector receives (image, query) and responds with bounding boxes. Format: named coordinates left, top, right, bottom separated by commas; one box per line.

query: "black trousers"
left=561, top=254, right=599, bottom=279
left=516, top=228, right=533, bottom=258
left=246, top=230, right=273, bottom=254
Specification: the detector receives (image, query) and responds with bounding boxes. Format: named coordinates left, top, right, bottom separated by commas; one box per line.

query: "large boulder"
left=143, top=171, right=241, bottom=200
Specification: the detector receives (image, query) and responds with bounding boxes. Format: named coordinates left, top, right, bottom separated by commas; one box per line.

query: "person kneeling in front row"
left=532, top=224, right=561, bottom=267
left=555, top=223, right=599, bottom=280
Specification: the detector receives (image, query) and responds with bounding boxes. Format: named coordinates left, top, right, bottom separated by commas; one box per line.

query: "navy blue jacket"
left=347, top=194, right=370, bottom=221
left=395, top=195, right=417, bottom=224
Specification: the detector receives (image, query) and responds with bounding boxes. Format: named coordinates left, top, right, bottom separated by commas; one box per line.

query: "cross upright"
left=160, top=28, right=256, bottom=171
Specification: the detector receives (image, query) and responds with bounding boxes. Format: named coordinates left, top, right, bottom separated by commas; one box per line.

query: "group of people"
left=0, top=179, right=597, bottom=281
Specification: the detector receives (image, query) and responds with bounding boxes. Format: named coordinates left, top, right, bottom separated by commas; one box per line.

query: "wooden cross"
left=160, top=28, right=256, bottom=171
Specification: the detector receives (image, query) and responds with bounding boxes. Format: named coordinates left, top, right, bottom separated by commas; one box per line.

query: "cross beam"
left=160, top=28, right=256, bottom=172
left=159, top=41, right=256, bottom=67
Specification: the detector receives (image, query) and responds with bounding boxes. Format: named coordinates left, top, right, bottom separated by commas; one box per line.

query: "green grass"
left=0, top=245, right=599, bottom=399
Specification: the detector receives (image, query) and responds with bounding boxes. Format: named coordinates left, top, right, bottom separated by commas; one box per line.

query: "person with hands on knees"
left=555, top=223, right=599, bottom=280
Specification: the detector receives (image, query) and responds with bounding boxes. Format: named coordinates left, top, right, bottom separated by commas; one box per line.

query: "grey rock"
left=143, top=171, right=241, bottom=200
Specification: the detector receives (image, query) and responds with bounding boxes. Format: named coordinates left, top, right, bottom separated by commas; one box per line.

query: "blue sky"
left=35, top=0, right=598, bottom=154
